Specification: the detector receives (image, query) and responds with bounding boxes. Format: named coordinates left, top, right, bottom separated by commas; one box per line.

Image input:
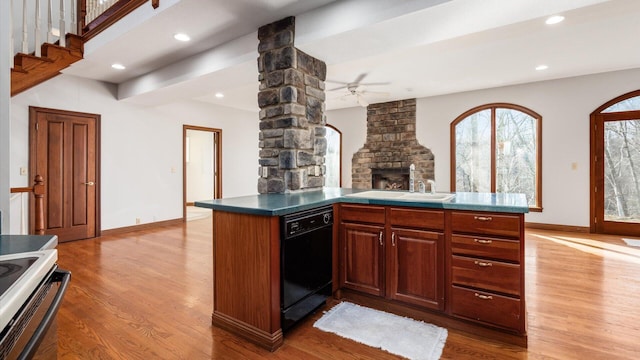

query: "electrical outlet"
left=262, top=167, right=269, bottom=178
left=135, top=218, right=141, bottom=224
left=19, top=167, right=27, bottom=176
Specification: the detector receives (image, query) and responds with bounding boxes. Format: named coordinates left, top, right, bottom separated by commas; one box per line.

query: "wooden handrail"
left=80, top=0, right=159, bottom=41
left=8, top=175, right=45, bottom=235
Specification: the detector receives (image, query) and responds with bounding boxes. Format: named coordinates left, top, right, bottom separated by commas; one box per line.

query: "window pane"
left=325, top=126, right=341, bottom=187
left=496, top=109, right=537, bottom=206
left=602, top=95, right=640, bottom=113
left=604, top=119, right=640, bottom=223
left=455, top=110, right=491, bottom=192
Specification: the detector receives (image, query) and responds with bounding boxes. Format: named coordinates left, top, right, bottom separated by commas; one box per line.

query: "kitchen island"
left=195, top=188, right=529, bottom=350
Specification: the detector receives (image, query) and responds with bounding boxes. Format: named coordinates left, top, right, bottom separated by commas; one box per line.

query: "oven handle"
left=17, top=268, right=71, bottom=360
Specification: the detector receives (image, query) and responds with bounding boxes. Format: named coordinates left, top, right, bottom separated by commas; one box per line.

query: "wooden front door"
left=29, top=107, right=100, bottom=242
left=591, top=90, right=640, bottom=236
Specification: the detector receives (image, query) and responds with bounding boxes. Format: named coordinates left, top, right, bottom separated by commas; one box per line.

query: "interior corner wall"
left=327, top=67, right=640, bottom=228
left=10, top=74, right=258, bottom=232
left=0, top=0, right=11, bottom=233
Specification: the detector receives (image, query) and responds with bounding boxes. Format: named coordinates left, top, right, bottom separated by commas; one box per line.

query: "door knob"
left=84, top=181, right=95, bottom=186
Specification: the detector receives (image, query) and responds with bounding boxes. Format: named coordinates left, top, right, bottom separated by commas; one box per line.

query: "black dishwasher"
left=280, top=205, right=333, bottom=331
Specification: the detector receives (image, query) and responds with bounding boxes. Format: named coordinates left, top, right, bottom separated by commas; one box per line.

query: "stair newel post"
left=35, top=0, right=42, bottom=57
left=47, top=0, right=53, bottom=43
left=33, top=175, right=45, bottom=235
left=59, top=0, right=66, bottom=47
left=21, top=0, right=28, bottom=53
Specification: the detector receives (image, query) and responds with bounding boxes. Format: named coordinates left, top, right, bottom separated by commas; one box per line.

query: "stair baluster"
left=35, top=0, right=42, bottom=56
left=47, top=0, right=53, bottom=43
left=59, top=0, right=66, bottom=47
left=21, top=0, right=28, bottom=53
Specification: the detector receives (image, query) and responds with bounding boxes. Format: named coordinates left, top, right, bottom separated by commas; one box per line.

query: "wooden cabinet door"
left=387, top=227, right=444, bottom=310
left=340, top=222, right=385, bottom=296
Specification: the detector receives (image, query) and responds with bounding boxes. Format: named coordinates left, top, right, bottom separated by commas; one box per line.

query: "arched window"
left=591, top=90, right=640, bottom=236
left=325, top=124, right=342, bottom=187
left=451, top=103, right=542, bottom=211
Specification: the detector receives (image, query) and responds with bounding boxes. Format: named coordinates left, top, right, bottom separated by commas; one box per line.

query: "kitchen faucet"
left=409, top=164, right=415, bottom=192
left=427, top=179, right=436, bottom=194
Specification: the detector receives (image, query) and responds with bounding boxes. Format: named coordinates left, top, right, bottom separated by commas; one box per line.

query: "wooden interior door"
left=29, top=107, right=100, bottom=242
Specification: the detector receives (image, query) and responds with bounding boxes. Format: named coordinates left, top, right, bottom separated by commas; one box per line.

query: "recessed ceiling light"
left=215, top=92, right=224, bottom=98
left=545, top=15, right=565, bottom=25
left=111, top=63, right=126, bottom=70
left=535, top=65, right=548, bottom=71
left=174, top=33, right=191, bottom=42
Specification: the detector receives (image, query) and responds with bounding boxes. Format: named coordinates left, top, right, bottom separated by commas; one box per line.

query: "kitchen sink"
left=398, top=192, right=456, bottom=202
left=345, top=190, right=455, bottom=202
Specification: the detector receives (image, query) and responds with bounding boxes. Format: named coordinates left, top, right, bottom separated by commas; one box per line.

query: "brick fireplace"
left=352, top=99, right=434, bottom=190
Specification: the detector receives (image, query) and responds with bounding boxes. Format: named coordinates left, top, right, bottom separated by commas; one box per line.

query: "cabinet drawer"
left=451, top=211, right=521, bottom=238
left=451, top=235, right=520, bottom=263
left=451, top=255, right=520, bottom=296
left=388, top=207, right=444, bottom=230
left=340, top=204, right=385, bottom=224
left=450, top=286, right=523, bottom=333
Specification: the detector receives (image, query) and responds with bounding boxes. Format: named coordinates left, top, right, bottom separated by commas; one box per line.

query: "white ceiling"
left=62, top=0, right=640, bottom=111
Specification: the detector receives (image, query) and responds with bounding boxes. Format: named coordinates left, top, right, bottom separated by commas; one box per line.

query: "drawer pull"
left=379, top=231, right=383, bottom=246
left=474, top=216, right=493, bottom=222
left=392, top=232, right=396, bottom=247
left=474, top=293, right=493, bottom=300
left=474, top=260, right=493, bottom=267
left=474, top=238, right=493, bottom=244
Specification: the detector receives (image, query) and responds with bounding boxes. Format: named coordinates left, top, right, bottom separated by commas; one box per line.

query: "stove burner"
left=0, top=257, right=37, bottom=298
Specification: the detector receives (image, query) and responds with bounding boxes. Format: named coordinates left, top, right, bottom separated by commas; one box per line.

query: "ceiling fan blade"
left=359, top=81, right=390, bottom=87
left=325, top=79, right=350, bottom=85
left=360, top=90, right=390, bottom=96
left=327, top=85, right=348, bottom=91
left=353, top=73, right=368, bottom=84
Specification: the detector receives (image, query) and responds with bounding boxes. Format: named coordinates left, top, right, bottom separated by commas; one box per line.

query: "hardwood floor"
left=55, top=218, right=640, bottom=359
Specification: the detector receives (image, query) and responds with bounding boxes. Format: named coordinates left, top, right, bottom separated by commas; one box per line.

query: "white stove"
left=0, top=249, right=58, bottom=331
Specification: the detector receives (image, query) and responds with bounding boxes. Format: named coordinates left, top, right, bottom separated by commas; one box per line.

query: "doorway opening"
left=183, top=125, right=222, bottom=221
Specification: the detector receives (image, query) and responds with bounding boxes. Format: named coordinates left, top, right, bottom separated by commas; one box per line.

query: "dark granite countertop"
left=0, top=235, right=58, bottom=256
left=195, top=188, right=529, bottom=216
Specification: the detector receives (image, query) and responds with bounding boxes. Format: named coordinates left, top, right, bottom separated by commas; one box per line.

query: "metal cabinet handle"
left=474, top=238, right=492, bottom=244
left=474, top=260, right=493, bottom=267
left=474, top=293, right=493, bottom=300
left=474, top=216, right=492, bottom=221
left=84, top=181, right=95, bottom=186
left=379, top=231, right=383, bottom=246
left=392, top=232, right=396, bottom=247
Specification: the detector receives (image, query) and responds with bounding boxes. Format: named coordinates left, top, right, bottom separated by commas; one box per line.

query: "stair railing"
left=11, top=0, right=77, bottom=62
left=10, top=175, right=46, bottom=235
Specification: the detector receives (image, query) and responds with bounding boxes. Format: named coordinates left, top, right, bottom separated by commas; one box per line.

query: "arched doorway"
left=590, top=90, right=640, bottom=236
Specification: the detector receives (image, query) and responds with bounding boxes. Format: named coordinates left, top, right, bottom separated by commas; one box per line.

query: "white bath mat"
left=313, top=302, right=447, bottom=360
left=623, top=238, right=640, bottom=247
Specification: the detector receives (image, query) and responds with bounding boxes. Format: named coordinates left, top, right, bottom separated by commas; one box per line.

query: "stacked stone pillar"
left=257, top=17, right=327, bottom=194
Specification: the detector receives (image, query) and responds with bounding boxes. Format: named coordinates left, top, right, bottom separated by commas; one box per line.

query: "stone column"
left=257, top=16, right=327, bottom=194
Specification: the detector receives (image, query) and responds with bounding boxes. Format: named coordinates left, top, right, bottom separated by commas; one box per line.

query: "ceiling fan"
left=327, top=73, right=389, bottom=107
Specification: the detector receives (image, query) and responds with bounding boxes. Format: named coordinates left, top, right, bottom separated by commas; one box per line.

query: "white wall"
left=10, top=74, right=258, bottom=232
left=0, top=0, right=10, bottom=233
left=327, top=68, right=640, bottom=227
